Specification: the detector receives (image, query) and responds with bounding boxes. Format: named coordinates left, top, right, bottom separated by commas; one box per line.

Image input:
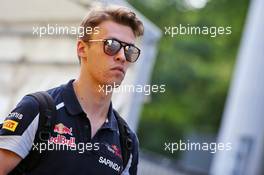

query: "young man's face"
left=79, top=20, right=137, bottom=87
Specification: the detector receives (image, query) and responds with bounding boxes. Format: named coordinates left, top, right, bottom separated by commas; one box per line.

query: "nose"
left=114, top=47, right=126, bottom=63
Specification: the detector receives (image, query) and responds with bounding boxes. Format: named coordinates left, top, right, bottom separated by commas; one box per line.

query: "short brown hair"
left=79, top=6, right=144, bottom=41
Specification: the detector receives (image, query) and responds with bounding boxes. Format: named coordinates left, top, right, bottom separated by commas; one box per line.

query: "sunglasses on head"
left=87, top=38, right=141, bottom=63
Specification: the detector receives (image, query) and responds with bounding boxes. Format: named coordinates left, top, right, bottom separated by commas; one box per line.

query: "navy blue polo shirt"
left=0, top=80, right=139, bottom=175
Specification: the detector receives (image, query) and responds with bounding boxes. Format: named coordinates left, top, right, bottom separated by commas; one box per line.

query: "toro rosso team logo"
left=106, top=144, right=122, bottom=159
left=53, top=123, right=73, bottom=136
left=111, top=145, right=122, bottom=159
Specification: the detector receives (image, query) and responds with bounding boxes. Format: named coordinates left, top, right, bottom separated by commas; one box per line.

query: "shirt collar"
left=62, top=79, right=118, bottom=131
left=62, top=79, right=83, bottom=116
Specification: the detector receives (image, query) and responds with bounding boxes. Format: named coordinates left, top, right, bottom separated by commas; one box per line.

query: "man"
left=0, top=6, right=144, bottom=175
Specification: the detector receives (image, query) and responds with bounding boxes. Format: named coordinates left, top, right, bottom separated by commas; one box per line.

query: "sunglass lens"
left=124, top=46, right=140, bottom=62
left=104, top=39, right=121, bottom=56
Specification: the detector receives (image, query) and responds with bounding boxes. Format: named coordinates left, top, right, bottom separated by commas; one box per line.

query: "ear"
left=77, top=40, right=88, bottom=60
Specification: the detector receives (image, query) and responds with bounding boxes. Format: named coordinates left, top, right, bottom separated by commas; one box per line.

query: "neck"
left=73, top=73, right=112, bottom=121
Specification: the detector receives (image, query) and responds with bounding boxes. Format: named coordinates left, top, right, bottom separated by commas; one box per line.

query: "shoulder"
left=0, top=95, right=41, bottom=158
left=115, top=116, right=139, bottom=175
left=113, top=110, right=139, bottom=153
left=126, top=125, right=139, bottom=152
left=0, top=95, right=40, bottom=135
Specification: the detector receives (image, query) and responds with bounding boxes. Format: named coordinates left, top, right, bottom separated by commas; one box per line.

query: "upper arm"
left=0, top=148, right=22, bottom=175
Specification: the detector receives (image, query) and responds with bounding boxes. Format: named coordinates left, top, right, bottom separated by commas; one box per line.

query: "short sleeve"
left=0, top=95, right=40, bottom=158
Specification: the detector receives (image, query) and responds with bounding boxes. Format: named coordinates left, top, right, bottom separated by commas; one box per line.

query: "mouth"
left=110, top=66, right=125, bottom=75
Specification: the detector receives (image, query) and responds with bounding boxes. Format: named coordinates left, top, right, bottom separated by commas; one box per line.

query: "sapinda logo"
left=98, top=156, right=121, bottom=172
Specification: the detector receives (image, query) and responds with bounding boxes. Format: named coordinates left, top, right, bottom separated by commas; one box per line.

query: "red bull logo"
left=49, top=135, right=76, bottom=147
left=54, top=123, right=73, bottom=136
left=106, top=144, right=122, bottom=159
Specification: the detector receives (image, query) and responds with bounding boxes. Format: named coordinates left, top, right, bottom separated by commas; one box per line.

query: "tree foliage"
left=128, top=0, right=249, bottom=158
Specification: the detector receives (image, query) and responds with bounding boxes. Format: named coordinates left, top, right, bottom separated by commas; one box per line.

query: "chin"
left=110, top=80, right=122, bottom=87
left=104, top=78, right=123, bottom=88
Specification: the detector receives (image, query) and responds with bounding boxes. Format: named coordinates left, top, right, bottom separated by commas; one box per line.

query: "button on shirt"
left=0, top=80, right=139, bottom=175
